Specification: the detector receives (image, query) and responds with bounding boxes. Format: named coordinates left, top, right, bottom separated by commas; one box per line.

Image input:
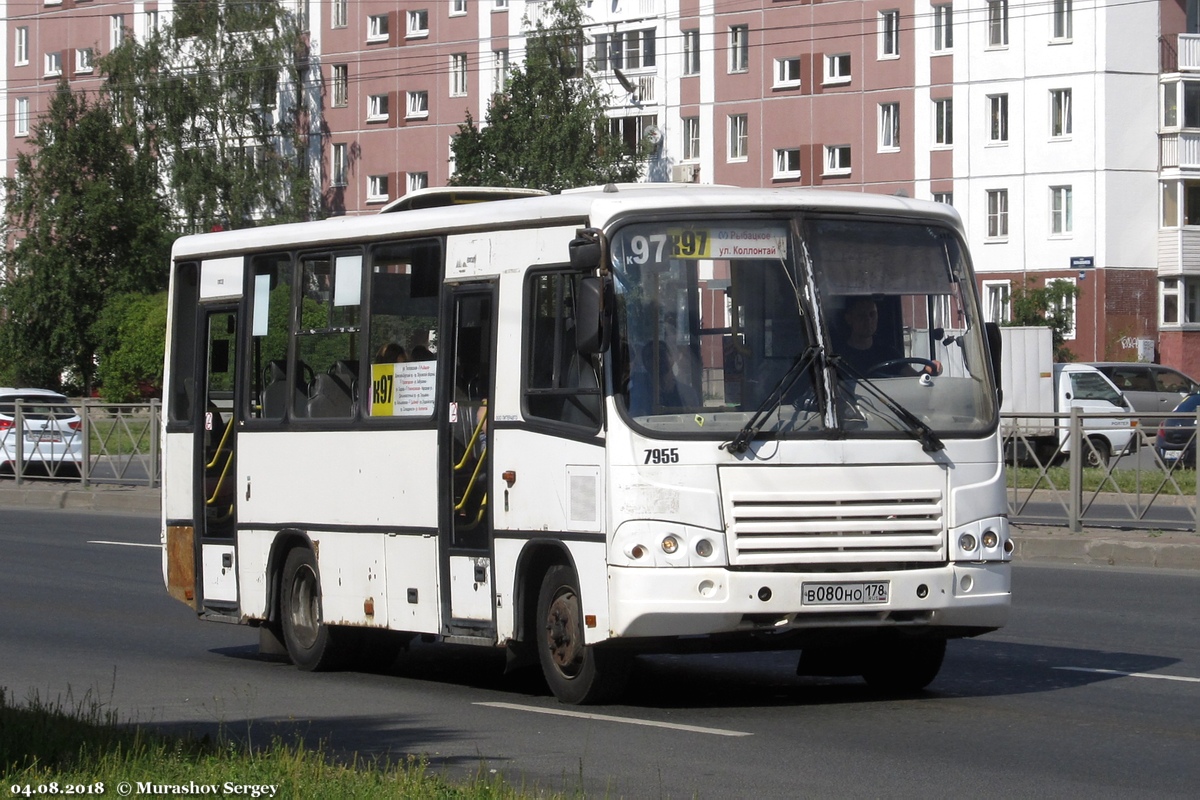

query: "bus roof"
left=169, top=184, right=964, bottom=261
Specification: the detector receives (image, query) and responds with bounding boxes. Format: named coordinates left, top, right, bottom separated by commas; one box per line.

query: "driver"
left=837, top=296, right=901, bottom=375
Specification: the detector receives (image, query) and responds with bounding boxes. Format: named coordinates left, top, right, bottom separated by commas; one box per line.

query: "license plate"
left=1163, top=450, right=1181, bottom=461
left=31, top=433, right=62, bottom=443
left=802, top=581, right=890, bottom=606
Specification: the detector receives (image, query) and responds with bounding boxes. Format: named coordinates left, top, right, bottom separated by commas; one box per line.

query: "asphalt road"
left=2, top=509, right=1198, bottom=798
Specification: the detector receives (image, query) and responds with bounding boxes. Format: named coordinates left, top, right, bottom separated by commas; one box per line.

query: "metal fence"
left=1003, top=409, right=1200, bottom=532
left=2, top=399, right=161, bottom=488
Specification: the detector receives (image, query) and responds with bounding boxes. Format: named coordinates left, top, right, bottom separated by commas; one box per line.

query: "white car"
left=0, top=388, right=84, bottom=477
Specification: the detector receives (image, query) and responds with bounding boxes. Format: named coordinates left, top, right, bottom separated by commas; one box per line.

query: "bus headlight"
left=661, top=535, right=680, bottom=554
left=981, top=530, right=999, bottom=549
left=959, top=533, right=978, bottom=552
left=694, top=538, right=714, bottom=558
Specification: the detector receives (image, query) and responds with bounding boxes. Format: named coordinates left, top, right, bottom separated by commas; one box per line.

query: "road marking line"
left=88, top=540, right=161, bottom=549
left=475, top=701, right=753, bottom=737
left=1055, top=666, right=1200, bottom=684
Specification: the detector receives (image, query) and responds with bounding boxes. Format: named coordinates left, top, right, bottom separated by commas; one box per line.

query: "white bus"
left=162, top=184, right=1011, bottom=704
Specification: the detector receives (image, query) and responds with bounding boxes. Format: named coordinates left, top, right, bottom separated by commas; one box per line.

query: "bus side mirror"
left=577, top=277, right=612, bottom=355
left=985, top=322, right=1002, bottom=404
left=569, top=228, right=603, bottom=270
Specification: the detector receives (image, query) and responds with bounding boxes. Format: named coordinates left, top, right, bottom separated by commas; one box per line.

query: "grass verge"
left=1007, top=465, right=1197, bottom=494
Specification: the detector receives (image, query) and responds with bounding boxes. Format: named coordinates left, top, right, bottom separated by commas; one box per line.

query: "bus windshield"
left=610, top=215, right=996, bottom=439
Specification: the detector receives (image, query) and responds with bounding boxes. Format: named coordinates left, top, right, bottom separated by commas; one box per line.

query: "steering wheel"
left=867, top=357, right=941, bottom=378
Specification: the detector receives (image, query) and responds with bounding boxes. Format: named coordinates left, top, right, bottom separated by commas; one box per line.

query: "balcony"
left=1163, top=34, right=1200, bottom=73
left=1160, top=132, right=1200, bottom=169
left=1157, top=228, right=1200, bottom=274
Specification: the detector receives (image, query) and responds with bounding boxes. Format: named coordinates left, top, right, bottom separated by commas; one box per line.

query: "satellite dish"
left=612, top=67, right=636, bottom=95
left=644, top=125, right=663, bottom=146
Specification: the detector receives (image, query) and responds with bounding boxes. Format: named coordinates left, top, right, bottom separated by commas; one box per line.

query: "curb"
left=0, top=485, right=160, bottom=515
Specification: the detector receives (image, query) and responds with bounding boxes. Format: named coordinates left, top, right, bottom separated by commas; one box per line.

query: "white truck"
left=999, top=326, right=1136, bottom=467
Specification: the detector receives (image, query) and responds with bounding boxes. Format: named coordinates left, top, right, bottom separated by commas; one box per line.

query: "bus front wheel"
left=280, top=547, right=345, bottom=671
left=861, top=637, right=946, bottom=694
left=536, top=565, right=631, bottom=705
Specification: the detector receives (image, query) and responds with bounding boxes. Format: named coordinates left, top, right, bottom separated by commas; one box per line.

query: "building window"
left=879, top=10, right=900, bottom=58
left=332, top=0, right=347, bottom=28
left=494, top=49, right=509, bottom=92
left=987, top=189, right=1009, bottom=238
left=988, top=0, right=1008, bottom=47
left=44, top=51, right=62, bottom=77
left=407, top=10, right=429, bottom=38
left=989, top=94, right=1009, bottom=143
left=368, top=14, right=389, bottom=42
left=933, top=191, right=953, bottom=206
left=595, top=29, right=657, bottom=72
left=407, top=91, right=429, bottom=119
left=76, top=48, right=94, bottom=73
left=332, top=65, right=348, bottom=108
left=774, top=57, right=801, bottom=88
left=729, top=25, right=749, bottom=73
left=332, top=143, right=347, bottom=187
left=451, top=54, right=468, bottom=97
left=145, top=9, right=160, bottom=35
left=1051, top=186, right=1073, bottom=235
left=728, top=114, right=748, bottom=160
left=879, top=102, right=900, bottom=151
left=824, top=145, right=851, bottom=175
left=1160, top=279, right=1200, bottom=325
left=1051, top=89, right=1072, bottom=138
left=933, top=4, right=953, bottom=52
left=368, top=175, right=389, bottom=203
left=1053, top=0, right=1073, bottom=41
left=368, top=94, right=389, bottom=122
left=494, top=0, right=509, bottom=10
left=982, top=280, right=1011, bottom=324
left=1048, top=278, right=1077, bottom=339
left=1165, top=80, right=1200, bottom=129
left=110, top=15, right=125, bottom=49
left=934, top=98, right=953, bottom=146
left=452, top=0, right=467, bottom=16
left=683, top=116, right=700, bottom=160
left=15, top=27, right=28, bottom=66
left=408, top=172, right=429, bottom=193
left=15, top=97, right=29, bottom=137
left=774, top=148, right=801, bottom=179
left=825, top=53, right=851, bottom=85
left=683, top=29, right=700, bottom=75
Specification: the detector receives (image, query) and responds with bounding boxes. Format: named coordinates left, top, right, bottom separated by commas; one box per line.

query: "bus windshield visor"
left=609, top=216, right=996, bottom=439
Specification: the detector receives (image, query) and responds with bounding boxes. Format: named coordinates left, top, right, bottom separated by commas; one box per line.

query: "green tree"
left=101, top=1, right=319, bottom=231
left=450, top=0, right=646, bottom=192
left=1005, top=276, right=1080, bottom=361
left=0, top=82, right=173, bottom=393
left=92, top=292, right=168, bottom=402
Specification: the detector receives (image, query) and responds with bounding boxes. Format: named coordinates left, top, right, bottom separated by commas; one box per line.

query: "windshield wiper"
left=722, top=345, right=823, bottom=455
left=831, top=357, right=945, bottom=453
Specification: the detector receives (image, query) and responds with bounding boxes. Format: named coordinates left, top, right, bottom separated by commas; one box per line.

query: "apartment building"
left=3, top=0, right=1194, bottom=371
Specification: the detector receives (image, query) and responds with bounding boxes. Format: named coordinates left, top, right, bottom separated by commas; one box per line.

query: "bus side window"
left=296, top=253, right=361, bottom=420
left=524, top=271, right=602, bottom=428
left=249, top=254, right=294, bottom=421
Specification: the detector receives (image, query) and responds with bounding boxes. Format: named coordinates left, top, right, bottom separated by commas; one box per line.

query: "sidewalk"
left=1, top=481, right=1198, bottom=570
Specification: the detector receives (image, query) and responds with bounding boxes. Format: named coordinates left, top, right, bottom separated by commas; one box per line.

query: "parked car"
left=1155, top=393, right=1200, bottom=469
left=0, top=388, right=84, bottom=476
left=1089, top=362, right=1200, bottom=426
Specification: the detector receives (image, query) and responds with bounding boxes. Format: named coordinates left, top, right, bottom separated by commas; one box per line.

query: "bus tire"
left=861, top=637, right=946, bottom=694
left=536, top=565, right=630, bottom=705
left=280, top=546, right=345, bottom=671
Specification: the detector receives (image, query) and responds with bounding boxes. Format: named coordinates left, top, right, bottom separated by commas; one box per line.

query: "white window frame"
left=933, top=191, right=953, bottom=206
left=729, top=25, right=749, bottom=73
left=451, top=54, right=468, bottom=97
left=368, top=14, right=389, bottom=42
left=493, top=49, right=509, bottom=92
left=986, top=189, right=1009, bottom=239
left=75, top=47, right=94, bottom=74
left=879, top=10, right=900, bottom=59
left=332, top=143, right=348, bottom=187
left=987, top=0, right=1009, bottom=48
left=367, top=175, right=389, bottom=203
left=774, top=57, right=801, bottom=89
left=933, top=4, right=953, bottom=52
left=824, top=53, right=851, bottom=85
left=332, top=65, right=348, bottom=108
left=44, top=51, right=62, bottom=77
left=110, top=15, right=125, bottom=49
left=451, top=0, right=467, bottom=17
left=934, top=98, right=953, bottom=146
left=368, top=93, right=389, bottom=122
left=988, top=93, right=1009, bottom=143
left=683, top=29, right=700, bottom=76
left=494, top=0, right=509, bottom=11
left=683, top=116, right=700, bottom=161
left=15, top=27, right=28, bottom=66
left=1051, top=185, right=1073, bottom=236
left=408, top=172, right=429, bottom=193
left=15, top=97, right=29, bottom=137
left=879, top=102, right=900, bottom=151
left=982, top=280, right=1012, bottom=324
left=728, top=114, right=748, bottom=161
left=1052, top=0, right=1073, bottom=41
left=407, top=91, right=429, bottom=119
left=407, top=10, right=429, bottom=39
left=1051, top=88, right=1072, bottom=138
left=145, top=9, right=160, bottom=36
left=824, top=145, right=851, bottom=176
left=773, top=148, right=801, bottom=180
left=332, top=0, right=347, bottom=28
left=1048, top=277, right=1077, bottom=339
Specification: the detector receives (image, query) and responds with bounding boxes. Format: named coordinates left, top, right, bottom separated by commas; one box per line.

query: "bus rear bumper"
left=606, top=562, right=1010, bottom=640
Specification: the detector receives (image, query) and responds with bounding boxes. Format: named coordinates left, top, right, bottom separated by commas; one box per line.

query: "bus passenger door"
left=197, top=308, right=239, bottom=613
left=442, top=286, right=495, bottom=633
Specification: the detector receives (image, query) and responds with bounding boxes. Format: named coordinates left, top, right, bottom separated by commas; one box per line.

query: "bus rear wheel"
left=280, top=547, right=346, bottom=671
left=861, top=637, right=946, bottom=694
left=536, top=565, right=631, bottom=705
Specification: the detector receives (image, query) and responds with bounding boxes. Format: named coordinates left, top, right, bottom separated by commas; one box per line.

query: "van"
left=1088, top=362, right=1199, bottom=425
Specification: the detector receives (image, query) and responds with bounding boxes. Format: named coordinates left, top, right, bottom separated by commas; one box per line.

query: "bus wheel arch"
left=271, top=533, right=348, bottom=671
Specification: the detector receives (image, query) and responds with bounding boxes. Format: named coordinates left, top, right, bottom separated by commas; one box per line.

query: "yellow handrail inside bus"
left=205, top=417, right=235, bottom=508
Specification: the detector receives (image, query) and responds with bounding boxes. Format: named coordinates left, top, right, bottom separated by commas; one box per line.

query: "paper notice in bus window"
left=371, top=361, right=437, bottom=417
